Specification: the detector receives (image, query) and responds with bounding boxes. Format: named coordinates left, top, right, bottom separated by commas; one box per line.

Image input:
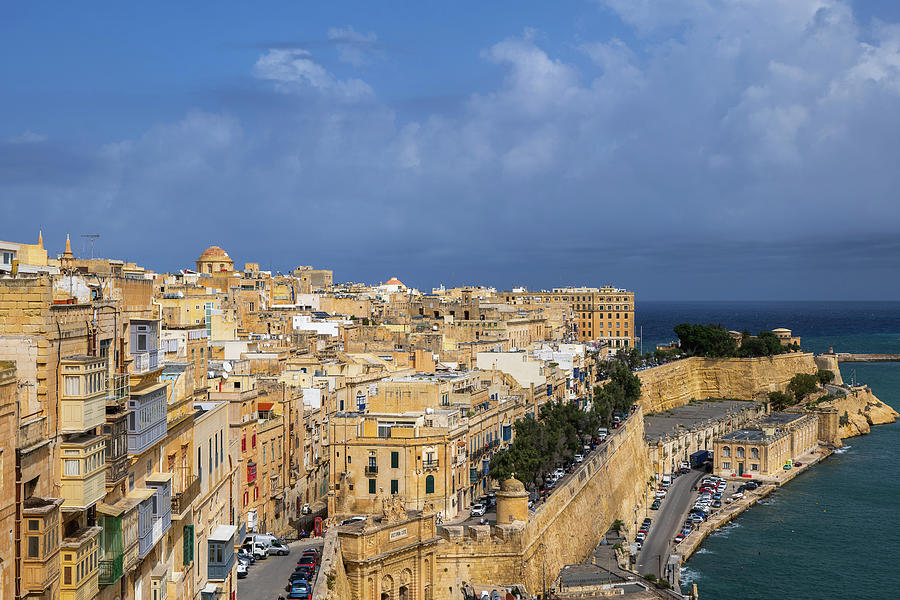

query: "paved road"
left=237, top=539, right=324, bottom=600
left=636, top=470, right=704, bottom=577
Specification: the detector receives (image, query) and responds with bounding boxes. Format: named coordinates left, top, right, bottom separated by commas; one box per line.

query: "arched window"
left=751, top=447, right=759, bottom=459
left=425, top=475, right=435, bottom=494
left=722, top=446, right=731, bottom=457
left=737, top=447, right=745, bottom=458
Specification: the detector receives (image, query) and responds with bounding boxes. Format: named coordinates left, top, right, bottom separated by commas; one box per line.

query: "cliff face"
left=821, top=386, right=899, bottom=438
left=637, top=353, right=818, bottom=413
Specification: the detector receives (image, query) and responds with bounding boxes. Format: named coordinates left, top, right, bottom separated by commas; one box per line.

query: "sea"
left=636, top=301, right=900, bottom=600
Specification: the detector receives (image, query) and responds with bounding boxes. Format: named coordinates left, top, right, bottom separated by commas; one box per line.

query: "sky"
left=3, top=0, right=900, bottom=300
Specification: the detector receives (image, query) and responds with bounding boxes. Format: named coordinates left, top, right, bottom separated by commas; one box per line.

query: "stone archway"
left=381, top=574, right=394, bottom=600
left=399, top=568, right=414, bottom=600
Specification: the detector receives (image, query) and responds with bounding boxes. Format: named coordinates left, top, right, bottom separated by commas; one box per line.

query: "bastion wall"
left=637, top=353, right=819, bottom=414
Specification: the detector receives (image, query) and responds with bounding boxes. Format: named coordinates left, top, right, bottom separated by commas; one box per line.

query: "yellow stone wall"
left=637, top=353, right=818, bottom=414
left=434, top=410, right=652, bottom=595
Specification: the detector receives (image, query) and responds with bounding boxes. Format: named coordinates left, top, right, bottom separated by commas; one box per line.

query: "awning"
left=258, top=401, right=274, bottom=412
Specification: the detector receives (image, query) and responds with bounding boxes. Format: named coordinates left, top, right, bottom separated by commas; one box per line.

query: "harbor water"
left=636, top=301, right=900, bottom=600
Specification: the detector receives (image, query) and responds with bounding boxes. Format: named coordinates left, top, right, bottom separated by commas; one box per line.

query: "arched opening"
left=425, top=475, right=434, bottom=495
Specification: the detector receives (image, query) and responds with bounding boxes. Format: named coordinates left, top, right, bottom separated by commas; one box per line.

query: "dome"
left=500, top=478, right=525, bottom=492
left=384, top=276, right=405, bottom=287
left=199, top=246, right=231, bottom=260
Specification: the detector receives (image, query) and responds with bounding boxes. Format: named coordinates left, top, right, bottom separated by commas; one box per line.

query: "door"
left=738, top=462, right=744, bottom=477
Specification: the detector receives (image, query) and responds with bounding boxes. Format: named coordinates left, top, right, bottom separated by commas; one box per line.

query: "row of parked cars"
left=282, top=546, right=322, bottom=599
left=237, top=533, right=292, bottom=578
left=674, top=477, right=761, bottom=544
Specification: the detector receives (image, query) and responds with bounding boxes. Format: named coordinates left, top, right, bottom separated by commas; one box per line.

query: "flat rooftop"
left=720, top=428, right=771, bottom=443
left=644, top=399, right=762, bottom=441
left=761, top=412, right=807, bottom=426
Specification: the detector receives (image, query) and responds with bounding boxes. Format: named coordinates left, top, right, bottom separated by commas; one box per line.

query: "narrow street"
left=636, top=469, right=704, bottom=577
left=237, top=539, right=324, bottom=600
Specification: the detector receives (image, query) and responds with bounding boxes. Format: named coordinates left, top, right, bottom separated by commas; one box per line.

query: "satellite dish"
left=222, top=372, right=229, bottom=379
left=222, top=361, right=232, bottom=373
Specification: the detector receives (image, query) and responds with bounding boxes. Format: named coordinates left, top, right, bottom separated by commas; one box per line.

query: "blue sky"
left=3, top=0, right=900, bottom=299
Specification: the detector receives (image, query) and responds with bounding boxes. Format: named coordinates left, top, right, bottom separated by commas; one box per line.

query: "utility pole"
left=81, top=234, right=100, bottom=259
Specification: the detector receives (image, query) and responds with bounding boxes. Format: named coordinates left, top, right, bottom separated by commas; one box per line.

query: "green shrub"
left=817, top=369, right=835, bottom=385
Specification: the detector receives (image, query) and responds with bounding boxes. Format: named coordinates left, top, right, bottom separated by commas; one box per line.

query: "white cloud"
left=327, top=26, right=381, bottom=66
left=7, top=130, right=48, bottom=144
left=253, top=48, right=373, bottom=100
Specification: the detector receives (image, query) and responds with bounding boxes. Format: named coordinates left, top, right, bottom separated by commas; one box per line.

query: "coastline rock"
left=821, top=386, right=899, bottom=438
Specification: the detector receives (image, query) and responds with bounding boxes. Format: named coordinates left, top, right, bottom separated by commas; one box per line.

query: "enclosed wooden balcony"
left=59, top=356, right=108, bottom=434
left=60, top=434, right=107, bottom=511
left=59, top=525, right=102, bottom=600
left=21, top=496, right=63, bottom=595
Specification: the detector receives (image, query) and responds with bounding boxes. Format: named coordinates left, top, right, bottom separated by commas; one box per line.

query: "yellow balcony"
left=59, top=356, right=108, bottom=434
left=60, top=434, right=107, bottom=510
left=21, top=497, right=63, bottom=595
left=60, top=525, right=102, bottom=600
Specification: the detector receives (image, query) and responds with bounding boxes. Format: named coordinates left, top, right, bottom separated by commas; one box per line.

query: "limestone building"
left=713, top=412, right=819, bottom=478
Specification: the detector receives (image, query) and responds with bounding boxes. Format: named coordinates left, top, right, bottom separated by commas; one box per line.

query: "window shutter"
left=183, top=525, right=194, bottom=565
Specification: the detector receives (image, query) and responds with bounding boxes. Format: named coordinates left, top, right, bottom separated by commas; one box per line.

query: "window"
left=737, top=447, right=745, bottom=458
left=129, top=472, right=135, bottom=490
left=391, top=452, right=399, bottom=469
left=1, top=251, right=13, bottom=264
left=65, top=376, right=80, bottom=396
left=425, top=475, right=435, bottom=494
left=146, top=459, right=152, bottom=476
left=64, top=459, right=80, bottom=476
left=722, top=446, right=731, bottom=457
left=197, top=447, right=202, bottom=482
left=27, top=536, right=40, bottom=558
left=137, top=334, right=147, bottom=352
left=390, top=479, right=399, bottom=495
left=722, top=461, right=731, bottom=470
left=751, top=448, right=759, bottom=459
left=751, top=463, right=760, bottom=471
left=369, top=479, right=376, bottom=494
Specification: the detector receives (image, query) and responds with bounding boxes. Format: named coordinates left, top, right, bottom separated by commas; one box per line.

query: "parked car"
left=553, top=468, right=566, bottom=479
left=574, top=454, right=584, bottom=463
left=291, top=568, right=314, bottom=583
left=636, top=532, right=646, bottom=541
left=237, top=549, right=255, bottom=564
left=674, top=534, right=685, bottom=543
left=267, top=539, right=290, bottom=556
left=340, top=516, right=366, bottom=526
left=287, top=581, right=312, bottom=600
left=237, top=562, right=248, bottom=578
left=242, top=542, right=267, bottom=560
left=471, top=503, right=486, bottom=517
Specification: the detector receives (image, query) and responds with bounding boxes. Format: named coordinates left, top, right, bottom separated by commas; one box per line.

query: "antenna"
left=81, top=234, right=100, bottom=259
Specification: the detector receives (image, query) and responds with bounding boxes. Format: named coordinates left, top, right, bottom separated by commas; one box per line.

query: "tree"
left=673, top=323, right=738, bottom=357
left=788, top=373, right=819, bottom=402
left=768, top=391, right=793, bottom=411
left=817, top=369, right=835, bottom=385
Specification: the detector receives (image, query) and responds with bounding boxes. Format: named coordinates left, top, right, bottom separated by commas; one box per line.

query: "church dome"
left=199, top=246, right=231, bottom=260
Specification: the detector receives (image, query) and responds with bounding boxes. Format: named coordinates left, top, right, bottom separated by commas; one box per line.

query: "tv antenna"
left=81, top=234, right=100, bottom=259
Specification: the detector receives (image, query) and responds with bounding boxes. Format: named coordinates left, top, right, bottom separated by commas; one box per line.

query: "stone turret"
left=814, top=353, right=843, bottom=385
left=496, top=478, right=528, bottom=525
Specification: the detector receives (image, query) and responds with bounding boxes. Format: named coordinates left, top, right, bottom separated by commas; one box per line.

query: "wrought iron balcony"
left=423, top=459, right=439, bottom=471
left=365, top=464, right=378, bottom=475
left=171, top=475, right=200, bottom=516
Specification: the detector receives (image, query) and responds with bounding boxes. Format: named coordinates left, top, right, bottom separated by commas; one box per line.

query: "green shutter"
left=390, top=479, right=398, bottom=494
left=425, top=475, right=434, bottom=494
left=368, top=479, right=376, bottom=495
left=183, top=525, right=194, bottom=565
left=391, top=452, right=399, bottom=469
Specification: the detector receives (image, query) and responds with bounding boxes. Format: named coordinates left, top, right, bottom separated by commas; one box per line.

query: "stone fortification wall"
left=434, top=410, right=652, bottom=595
left=520, top=409, right=651, bottom=592
left=637, top=353, right=818, bottom=414
left=312, top=529, right=352, bottom=600
left=814, top=354, right=844, bottom=385
left=821, top=386, right=898, bottom=438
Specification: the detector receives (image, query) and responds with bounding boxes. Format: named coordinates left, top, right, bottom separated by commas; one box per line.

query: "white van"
left=661, top=475, right=672, bottom=485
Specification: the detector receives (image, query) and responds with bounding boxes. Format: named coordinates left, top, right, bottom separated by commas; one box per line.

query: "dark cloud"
left=5, top=0, right=900, bottom=300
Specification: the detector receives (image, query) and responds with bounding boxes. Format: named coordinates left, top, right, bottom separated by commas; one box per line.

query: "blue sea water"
left=635, top=302, right=900, bottom=600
